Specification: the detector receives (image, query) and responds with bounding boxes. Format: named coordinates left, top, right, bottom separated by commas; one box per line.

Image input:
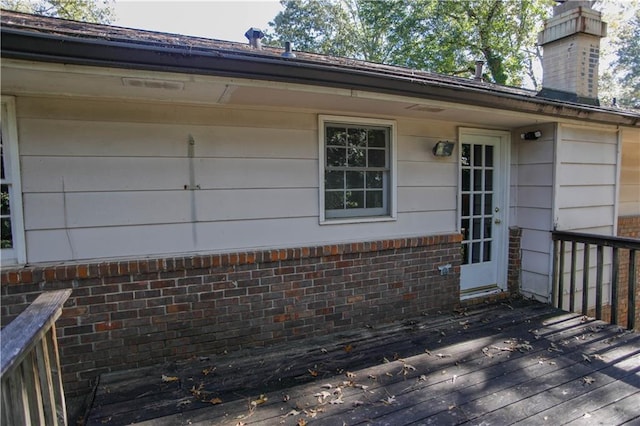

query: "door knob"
left=494, top=219, right=502, bottom=224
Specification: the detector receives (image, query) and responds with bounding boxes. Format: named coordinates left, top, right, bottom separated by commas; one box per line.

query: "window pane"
left=368, top=129, right=386, bottom=147
left=368, top=149, right=386, bottom=167
left=473, top=169, right=482, bottom=191
left=325, top=171, right=344, bottom=189
left=325, top=191, right=344, bottom=209
left=346, top=191, right=364, bottom=209
left=472, top=242, right=481, bottom=263
left=473, top=194, right=482, bottom=216
left=348, top=148, right=366, bottom=167
left=485, top=194, right=492, bottom=215
left=327, top=147, right=346, bottom=167
left=472, top=218, right=481, bottom=239
left=461, top=194, right=470, bottom=217
left=1, top=217, right=12, bottom=248
left=326, top=127, right=347, bottom=146
left=461, top=218, right=470, bottom=241
left=473, top=144, right=483, bottom=167
left=0, top=185, right=10, bottom=215
left=366, top=171, right=383, bottom=188
left=366, top=191, right=383, bottom=208
left=462, top=243, right=469, bottom=265
left=462, top=169, right=470, bottom=191
left=461, top=144, right=471, bottom=166
left=346, top=171, right=364, bottom=189
left=483, top=241, right=491, bottom=262
left=485, top=170, right=493, bottom=191
left=348, top=128, right=367, bottom=147
left=484, top=218, right=492, bottom=239
left=485, top=145, right=494, bottom=167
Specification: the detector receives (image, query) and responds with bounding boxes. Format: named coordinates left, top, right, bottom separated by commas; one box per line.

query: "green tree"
left=1, top=0, right=114, bottom=23
left=266, top=0, right=552, bottom=86
left=613, top=9, right=640, bottom=108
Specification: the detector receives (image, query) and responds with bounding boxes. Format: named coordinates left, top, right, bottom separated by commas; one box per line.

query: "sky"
left=114, top=1, right=284, bottom=42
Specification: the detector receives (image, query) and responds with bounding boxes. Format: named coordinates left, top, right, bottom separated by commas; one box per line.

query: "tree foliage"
left=1, top=0, right=114, bottom=23
left=613, top=9, right=640, bottom=108
left=266, top=0, right=553, bottom=86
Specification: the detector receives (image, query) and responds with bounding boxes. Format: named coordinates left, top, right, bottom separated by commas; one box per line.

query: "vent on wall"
left=122, top=77, right=185, bottom=90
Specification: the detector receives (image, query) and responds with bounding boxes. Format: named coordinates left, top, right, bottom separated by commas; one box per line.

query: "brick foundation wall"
left=1, top=234, right=461, bottom=397
left=508, top=227, right=523, bottom=296
left=614, top=215, right=640, bottom=329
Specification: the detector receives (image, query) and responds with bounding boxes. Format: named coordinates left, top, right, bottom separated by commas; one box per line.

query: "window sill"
left=319, top=216, right=397, bottom=226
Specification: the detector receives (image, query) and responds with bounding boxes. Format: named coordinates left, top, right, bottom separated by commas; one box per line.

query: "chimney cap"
left=244, top=27, right=265, bottom=40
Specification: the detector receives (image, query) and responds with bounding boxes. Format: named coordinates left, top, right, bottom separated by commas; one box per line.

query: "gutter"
left=2, top=28, right=639, bottom=128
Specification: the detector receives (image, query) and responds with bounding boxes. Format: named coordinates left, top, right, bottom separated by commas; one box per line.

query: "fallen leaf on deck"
left=308, top=369, right=319, bottom=377
left=425, top=349, right=432, bottom=356
left=380, top=396, right=396, bottom=405
left=321, top=383, right=333, bottom=389
left=448, top=404, right=456, bottom=410
left=582, top=376, right=595, bottom=385
left=344, top=344, right=353, bottom=353
left=321, top=348, right=328, bottom=354
left=353, top=400, right=365, bottom=407
left=419, top=375, right=428, bottom=382
left=235, top=422, right=246, bottom=426
left=297, top=419, right=307, bottom=426
left=346, top=371, right=356, bottom=378
left=210, top=397, right=222, bottom=405
left=251, top=394, right=268, bottom=406
left=582, top=353, right=592, bottom=363
left=202, top=367, right=216, bottom=376
left=282, top=394, right=290, bottom=402
left=314, top=391, right=332, bottom=401
left=161, top=375, right=179, bottom=383
left=329, top=397, right=344, bottom=404
left=592, top=354, right=606, bottom=361
left=282, top=409, right=300, bottom=417
left=436, top=353, right=452, bottom=358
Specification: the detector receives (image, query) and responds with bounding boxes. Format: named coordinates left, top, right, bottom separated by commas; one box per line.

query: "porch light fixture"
left=520, top=130, right=542, bottom=140
left=432, top=140, right=455, bottom=157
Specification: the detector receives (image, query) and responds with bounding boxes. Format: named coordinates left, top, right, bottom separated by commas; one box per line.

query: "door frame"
left=458, top=127, right=511, bottom=297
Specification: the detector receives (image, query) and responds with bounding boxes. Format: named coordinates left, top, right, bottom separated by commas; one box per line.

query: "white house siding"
left=554, top=124, right=620, bottom=309
left=619, top=127, right=640, bottom=217
left=510, top=123, right=556, bottom=301
left=16, top=96, right=459, bottom=264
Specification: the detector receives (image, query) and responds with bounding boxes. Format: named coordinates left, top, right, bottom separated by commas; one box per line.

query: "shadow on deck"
left=85, top=299, right=640, bottom=426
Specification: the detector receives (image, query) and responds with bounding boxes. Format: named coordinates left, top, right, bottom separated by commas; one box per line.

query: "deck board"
left=85, top=300, right=640, bottom=426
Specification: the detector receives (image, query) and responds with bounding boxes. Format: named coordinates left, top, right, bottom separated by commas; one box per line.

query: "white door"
left=459, top=129, right=509, bottom=295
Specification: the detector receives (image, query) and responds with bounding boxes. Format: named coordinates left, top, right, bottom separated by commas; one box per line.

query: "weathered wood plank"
left=0, top=289, right=72, bottom=377
left=562, top=391, right=640, bottom=426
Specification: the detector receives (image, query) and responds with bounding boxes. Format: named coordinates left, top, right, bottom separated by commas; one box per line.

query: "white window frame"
left=1, top=96, right=26, bottom=265
left=318, top=115, right=397, bottom=225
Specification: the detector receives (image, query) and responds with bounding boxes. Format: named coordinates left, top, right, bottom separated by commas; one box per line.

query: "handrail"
left=1, top=289, right=71, bottom=426
left=552, top=230, right=639, bottom=330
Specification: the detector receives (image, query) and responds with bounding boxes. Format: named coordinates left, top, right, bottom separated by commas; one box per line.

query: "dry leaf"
left=329, top=397, right=344, bottom=404
left=297, top=419, right=307, bottom=426
left=582, top=353, right=592, bottom=363
left=380, top=396, right=396, bottom=405
left=320, top=348, right=328, bottom=354
left=346, top=371, right=356, bottom=378
left=210, top=397, right=222, bottom=405
left=251, top=394, right=268, bottom=406
left=353, top=400, right=365, bottom=407
left=419, top=375, right=428, bottom=382
left=308, top=369, right=319, bottom=377
left=282, top=394, right=290, bottom=402
left=282, top=409, right=300, bottom=417
left=321, top=383, right=333, bottom=389
left=592, top=354, right=605, bottom=361
left=176, top=398, right=191, bottom=408
left=582, top=376, right=595, bottom=385
left=202, top=367, right=216, bottom=376
left=162, top=374, right=179, bottom=383
left=344, top=344, right=353, bottom=353
left=436, top=353, right=452, bottom=358
left=314, top=391, right=332, bottom=400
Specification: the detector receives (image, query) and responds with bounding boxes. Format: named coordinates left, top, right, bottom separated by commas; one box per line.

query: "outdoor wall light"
left=520, top=130, right=542, bottom=140
left=432, top=140, right=455, bottom=157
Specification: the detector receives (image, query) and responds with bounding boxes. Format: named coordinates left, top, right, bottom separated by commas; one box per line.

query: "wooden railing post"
left=1, top=289, right=71, bottom=426
left=551, top=231, right=640, bottom=330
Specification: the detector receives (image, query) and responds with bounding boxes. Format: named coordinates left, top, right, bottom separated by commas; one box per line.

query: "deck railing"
left=552, top=230, right=639, bottom=330
left=1, top=289, right=71, bottom=426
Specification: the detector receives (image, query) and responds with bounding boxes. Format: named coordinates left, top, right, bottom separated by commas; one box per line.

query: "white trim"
left=458, top=127, right=511, bottom=293
left=318, top=115, right=397, bottom=225
left=1, top=96, right=26, bottom=265
left=613, top=127, right=623, bottom=236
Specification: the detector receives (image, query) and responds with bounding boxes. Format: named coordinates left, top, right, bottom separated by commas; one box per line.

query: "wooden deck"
left=85, top=300, right=640, bottom=426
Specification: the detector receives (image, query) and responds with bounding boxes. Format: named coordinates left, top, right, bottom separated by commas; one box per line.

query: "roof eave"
left=2, top=28, right=639, bottom=128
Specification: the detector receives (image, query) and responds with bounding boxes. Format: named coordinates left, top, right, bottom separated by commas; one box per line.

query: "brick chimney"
left=538, top=1, right=607, bottom=106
